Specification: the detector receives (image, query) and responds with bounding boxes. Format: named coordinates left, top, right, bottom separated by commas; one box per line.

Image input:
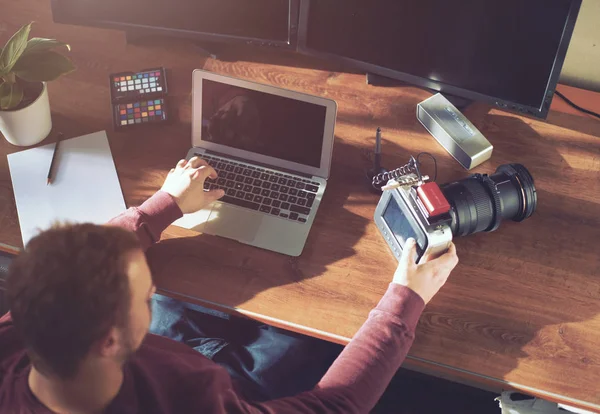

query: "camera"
left=374, top=162, right=537, bottom=263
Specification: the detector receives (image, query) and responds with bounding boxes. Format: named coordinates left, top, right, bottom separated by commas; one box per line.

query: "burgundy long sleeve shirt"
left=0, top=191, right=425, bottom=413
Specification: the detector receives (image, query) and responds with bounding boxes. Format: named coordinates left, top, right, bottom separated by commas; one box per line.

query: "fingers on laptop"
left=171, top=157, right=219, bottom=181
left=187, top=157, right=215, bottom=174
left=180, top=157, right=215, bottom=179
left=190, top=164, right=217, bottom=181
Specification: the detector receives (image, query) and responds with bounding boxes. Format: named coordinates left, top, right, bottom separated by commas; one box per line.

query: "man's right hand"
left=161, top=157, right=225, bottom=214
left=392, top=238, right=459, bottom=304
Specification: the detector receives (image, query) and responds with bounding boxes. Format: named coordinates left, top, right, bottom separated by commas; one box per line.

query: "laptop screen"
left=201, top=79, right=327, bottom=168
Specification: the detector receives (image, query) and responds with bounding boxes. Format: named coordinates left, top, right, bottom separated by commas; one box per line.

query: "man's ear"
left=97, top=327, right=122, bottom=358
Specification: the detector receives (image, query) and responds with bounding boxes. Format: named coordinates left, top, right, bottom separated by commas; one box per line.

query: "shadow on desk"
left=145, top=138, right=387, bottom=326
left=429, top=187, right=600, bottom=397
left=145, top=124, right=600, bottom=407
left=386, top=115, right=600, bottom=404
left=545, top=107, right=600, bottom=137
left=414, top=109, right=600, bottom=400
left=483, top=113, right=600, bottom=164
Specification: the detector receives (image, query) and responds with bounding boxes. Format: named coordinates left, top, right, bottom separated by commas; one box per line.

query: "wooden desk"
left=2, top=2, right=600, bottom=411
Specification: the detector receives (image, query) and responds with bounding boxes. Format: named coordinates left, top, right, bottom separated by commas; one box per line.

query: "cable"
left=554, top=90, right=600, bottom=120
left=416, top=152, right=437, bottom=182
left=372, top=156, right=418, bottom=187
left=363, top=127, right=439, bottom=192
left=371, top=153, right=438, bottom=188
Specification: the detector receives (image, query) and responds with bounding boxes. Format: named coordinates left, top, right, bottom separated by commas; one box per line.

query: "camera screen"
left=382, top=196, right=426, bottom=258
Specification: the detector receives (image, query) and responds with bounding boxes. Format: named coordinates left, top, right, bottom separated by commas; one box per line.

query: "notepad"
left=7, top=131, right=126, bottom=246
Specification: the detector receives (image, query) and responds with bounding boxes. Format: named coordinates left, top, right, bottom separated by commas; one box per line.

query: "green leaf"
left=0, top=81, right=24, bottom=110
left=23, top=38, right=71, bottom=56
left=13, top=51, right=75, bottom=82
left=0, top=23, right=32, bottom=75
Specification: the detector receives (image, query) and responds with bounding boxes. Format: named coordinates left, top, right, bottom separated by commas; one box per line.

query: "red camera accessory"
left=417, top=182, right=451, bottom=217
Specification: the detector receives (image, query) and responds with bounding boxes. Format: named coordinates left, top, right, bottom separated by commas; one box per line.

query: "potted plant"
left=0, top=23, right=75, bottom=146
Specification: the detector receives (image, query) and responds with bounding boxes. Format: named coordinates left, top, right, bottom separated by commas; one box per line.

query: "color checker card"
left=109, top=67, right=169, bottom=130
left=115, top=98, right=167, bottom=126
left=111, top=68, right=167, bottom=100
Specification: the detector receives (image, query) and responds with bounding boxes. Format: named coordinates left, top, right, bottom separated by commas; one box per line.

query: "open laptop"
left=173, top=69, right=337, bottom=256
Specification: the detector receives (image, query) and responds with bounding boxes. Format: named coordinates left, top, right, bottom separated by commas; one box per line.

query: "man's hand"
left=161, top=157, right=225, bottom=214
left=393, top=238, right=459, bottom=304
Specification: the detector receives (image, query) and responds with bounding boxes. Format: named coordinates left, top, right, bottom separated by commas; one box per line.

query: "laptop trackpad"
left=204, top=202, right=263, bottom=242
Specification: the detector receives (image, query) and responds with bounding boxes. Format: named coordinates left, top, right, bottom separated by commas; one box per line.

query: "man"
left=0, top=157, right=458, bottom=413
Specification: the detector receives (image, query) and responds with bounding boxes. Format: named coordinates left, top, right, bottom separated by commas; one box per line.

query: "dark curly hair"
left=7, top=223, right=141, bottom=379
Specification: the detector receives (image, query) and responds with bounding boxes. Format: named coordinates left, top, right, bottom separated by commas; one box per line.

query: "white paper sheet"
left=7, top=131, right=126, bottom=246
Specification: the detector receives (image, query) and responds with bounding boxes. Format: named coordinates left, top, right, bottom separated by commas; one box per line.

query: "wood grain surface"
left=1, top=2, right=600, bottom=411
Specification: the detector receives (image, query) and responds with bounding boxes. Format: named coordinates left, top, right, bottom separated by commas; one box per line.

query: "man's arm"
left=224, top=240, right=459, bottom=414
left=107, top=191, right=182, bottom=251
left=107, top=157, right=224, bottom=251
left=107, top=156, right=457, bottom=413
left=241, top=284, right=424, bottom=414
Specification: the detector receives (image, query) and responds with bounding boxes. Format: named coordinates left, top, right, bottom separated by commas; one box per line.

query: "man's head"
left=7, top=224, right=155, bottom=380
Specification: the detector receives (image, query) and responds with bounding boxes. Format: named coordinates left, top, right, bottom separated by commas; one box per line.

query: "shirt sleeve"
left=0, top=312, right=11, bottom=325
left=223, top=284, right=425, bottom=414
left=107, top=191, right=183, bottom=251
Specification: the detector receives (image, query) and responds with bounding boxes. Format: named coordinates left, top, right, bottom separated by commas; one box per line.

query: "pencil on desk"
left=47, top=133, right=64, bottom=185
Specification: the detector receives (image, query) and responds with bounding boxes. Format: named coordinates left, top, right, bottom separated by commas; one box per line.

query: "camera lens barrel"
left=495, top=164, right=537, bottom=221
left=440, top=164, right=537, bottom=237
left=442, top=177, right=497, bottom=237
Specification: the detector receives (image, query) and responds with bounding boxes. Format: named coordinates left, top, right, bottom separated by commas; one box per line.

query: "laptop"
left=173, top=69, right=337, bottom=256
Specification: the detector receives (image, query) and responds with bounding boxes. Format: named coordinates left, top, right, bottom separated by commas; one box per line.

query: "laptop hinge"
left=196, top=150, right=315, bottom=179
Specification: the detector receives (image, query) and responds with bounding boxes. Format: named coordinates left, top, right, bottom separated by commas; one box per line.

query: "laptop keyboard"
left=196, top=153, right=320, bottom=224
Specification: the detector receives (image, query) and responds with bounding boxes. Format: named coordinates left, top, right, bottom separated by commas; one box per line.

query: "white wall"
left=560, top=0, right=600, bottom=91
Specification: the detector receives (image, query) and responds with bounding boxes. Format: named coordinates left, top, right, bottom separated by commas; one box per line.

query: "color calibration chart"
left=112, top=69, right=164, bottom=96
left=115, top=98, right=166, bottom=126
left=109, top=67, right=169, bottom=129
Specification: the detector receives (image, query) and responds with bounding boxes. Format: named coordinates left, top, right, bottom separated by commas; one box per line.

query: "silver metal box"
left=417, top=93, right=493, bottom=170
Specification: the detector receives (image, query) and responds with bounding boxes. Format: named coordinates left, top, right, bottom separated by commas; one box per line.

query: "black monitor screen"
left=54, top=0, right=292, bottom=43
left=304, top=0, right=575, bottom=110
left=201, top=79, right=327, bottom=168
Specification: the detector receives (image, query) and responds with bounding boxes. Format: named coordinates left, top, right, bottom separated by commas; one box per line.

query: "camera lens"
left=440, top=164, right=537, bottom=237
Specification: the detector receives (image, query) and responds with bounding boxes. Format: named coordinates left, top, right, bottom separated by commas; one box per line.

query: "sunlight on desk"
left=1, top=4, right=599, bottom=410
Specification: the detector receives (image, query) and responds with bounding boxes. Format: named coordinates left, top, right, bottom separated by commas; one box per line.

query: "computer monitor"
left=51, top=0, right=300, bottom=49
left=297, top=0, right=582, bottom=118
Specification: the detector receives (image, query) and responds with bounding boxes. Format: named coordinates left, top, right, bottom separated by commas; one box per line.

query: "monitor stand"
left=124, top=31, right=228, bottom=60
left=366, top=73, right=472, bottom=110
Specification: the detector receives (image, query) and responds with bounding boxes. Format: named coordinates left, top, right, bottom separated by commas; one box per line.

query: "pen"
left=47, top=133, right=64, bottom=185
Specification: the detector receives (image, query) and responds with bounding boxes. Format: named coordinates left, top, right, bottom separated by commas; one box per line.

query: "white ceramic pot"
left=0, top=82, right=52, bottom=146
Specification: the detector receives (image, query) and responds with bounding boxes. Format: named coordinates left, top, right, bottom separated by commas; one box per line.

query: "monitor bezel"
left=50, top=0, right=301, bottom=49
left=296, top=0, right=582, bottom=119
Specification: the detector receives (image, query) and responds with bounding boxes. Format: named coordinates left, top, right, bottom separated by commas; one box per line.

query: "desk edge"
left=159, top=288, right=600, bottom=413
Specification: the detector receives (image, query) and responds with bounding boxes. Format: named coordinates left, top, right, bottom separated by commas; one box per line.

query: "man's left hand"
left=161, top=157, right=225, bottom=214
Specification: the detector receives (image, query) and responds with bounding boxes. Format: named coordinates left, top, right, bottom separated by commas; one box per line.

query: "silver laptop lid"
left=192, top=69, right=337, bottom=179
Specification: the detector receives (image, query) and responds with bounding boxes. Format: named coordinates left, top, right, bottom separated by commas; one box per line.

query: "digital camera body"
left=373, top=163, right=537, bottom=264
left=374, top=174, right=453, bottom=264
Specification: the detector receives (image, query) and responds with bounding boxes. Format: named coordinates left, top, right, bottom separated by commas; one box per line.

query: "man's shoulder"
left=0, top=316, right=35, bottom=411
left=0, top=313, right=28, bottom=365
left=0, top=312, right=11, bottom=325
left=111, top=334, right=239, bottom=413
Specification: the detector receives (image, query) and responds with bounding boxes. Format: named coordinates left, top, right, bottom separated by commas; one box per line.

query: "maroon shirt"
left=0, top=191, right=425, bottom=413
